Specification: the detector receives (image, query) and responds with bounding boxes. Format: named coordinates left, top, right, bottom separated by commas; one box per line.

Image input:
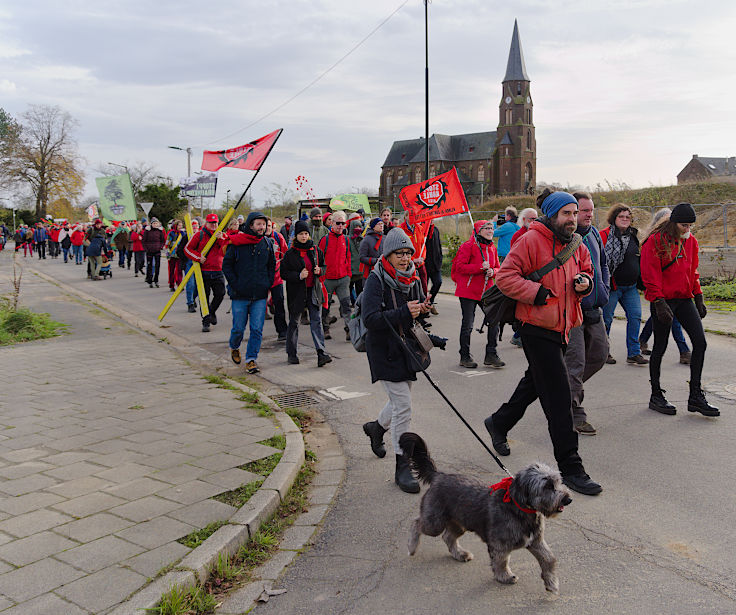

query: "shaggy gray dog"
left=400, top=432, right=572, bottom=594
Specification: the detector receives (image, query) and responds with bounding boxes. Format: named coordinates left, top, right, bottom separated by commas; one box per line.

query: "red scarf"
left=229, top=230, right=262, bottom=245
left=296, top=246, right=315, bottom=288
left=490, top=477, right=537, bottom=514
left=380, top=255, right=419, bottom=286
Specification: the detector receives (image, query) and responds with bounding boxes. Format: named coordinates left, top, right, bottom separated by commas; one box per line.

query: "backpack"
left=348, top=293, right=368, bottom=352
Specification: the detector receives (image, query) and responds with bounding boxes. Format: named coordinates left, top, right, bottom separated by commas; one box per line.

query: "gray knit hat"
left=382, top=227, right=415, bottom=257
left=309, top=207, right=322, bottom=219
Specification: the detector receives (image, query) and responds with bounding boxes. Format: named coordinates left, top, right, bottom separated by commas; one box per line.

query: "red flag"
left=201, top=129, right=282, bottom=172
left=399, top=167, right=469, bottom=224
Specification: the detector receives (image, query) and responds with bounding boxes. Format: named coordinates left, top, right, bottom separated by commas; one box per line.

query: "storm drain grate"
left=270, top=391, right=322, bottom=409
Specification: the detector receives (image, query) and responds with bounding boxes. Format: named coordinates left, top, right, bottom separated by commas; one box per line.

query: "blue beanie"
left=540, top=192, right=577, bottom=218
left=369, top=217, right=382, bottom=230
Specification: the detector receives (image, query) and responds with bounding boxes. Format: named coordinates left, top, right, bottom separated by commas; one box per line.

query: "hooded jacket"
left=640, top=231, right=702, bottom=302
left=495, top=221, right=593, bottom=343
left=142, top=226, right=166, bottom=253
left=282, top=240, right=326, bottom=316
left=451, top=222, right=500, bottom=301
left=222, top=212, right=276, bottom=300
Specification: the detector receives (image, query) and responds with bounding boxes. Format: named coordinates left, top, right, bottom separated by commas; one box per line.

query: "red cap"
left=94, top=218, right=102, bottom=224
left=323, top=212, right=332, bottom=222
left=205, top=214, right=219, bottom=223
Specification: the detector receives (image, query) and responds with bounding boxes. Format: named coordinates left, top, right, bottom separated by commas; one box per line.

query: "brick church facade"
left=380, top=20, right=536, bottom=208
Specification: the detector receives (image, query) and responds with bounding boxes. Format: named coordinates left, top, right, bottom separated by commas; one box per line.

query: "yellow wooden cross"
left=157, top=208, right=235, bottom=321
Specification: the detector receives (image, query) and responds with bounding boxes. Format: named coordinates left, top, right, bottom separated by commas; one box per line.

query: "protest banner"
left=399, top=167, right=469, bottom=224
left=95, top=174, right=138, bottom=221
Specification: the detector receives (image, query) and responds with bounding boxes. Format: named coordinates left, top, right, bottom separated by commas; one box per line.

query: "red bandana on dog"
left=490, top=477, right=537, bottom=514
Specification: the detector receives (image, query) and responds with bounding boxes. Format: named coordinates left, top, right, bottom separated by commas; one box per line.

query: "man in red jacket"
left=318, top=210, right=351, bottom=341
left=483, top=190, right=602, bottom=496
left=184, top=213, right=229, bottom=332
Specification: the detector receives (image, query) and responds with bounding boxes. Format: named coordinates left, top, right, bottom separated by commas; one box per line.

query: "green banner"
left=329, top=193, right=371, bottom=214
left=95, top=174, right=138, bottom=221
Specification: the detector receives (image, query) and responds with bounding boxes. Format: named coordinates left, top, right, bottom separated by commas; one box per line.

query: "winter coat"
left=640, top=232, right=702, bottom=302
left=282, top=243, right=326, bottom=316
left=348, top=221, right=363, bottom=277
left=510, top=225, right=529, bottom=248
left=33, top=227, right=48, bottom=243
left=600, top=226, right=640, bottom=290
left=424, top=224, right=443, bottom=274
left=495, top=221, right=593, bottom=343
left=222, top=235, right=275, bottom=301
left=142, top=227, right=166, bottom=253
left=362, top=271, right=423, bottom=383
left=85, top=228, right=108, bottom=257
left=113, top=227, right=130, bottom=250
left=309, top=221, right=328, bottom=244
left=578, top=225, right=610, bottom=311
left=318, top=230, right=351, bottom=279
left=451, top=237, right=500, bottom=301
left=493, top=220, right=521, bottom=258
left=130, top=231, right=144, bottom=252
left=359, top=229, right=383, bottom=278
left=184, top=229, right=228, bottom=272
left=70, top=229, right=85, bottom=246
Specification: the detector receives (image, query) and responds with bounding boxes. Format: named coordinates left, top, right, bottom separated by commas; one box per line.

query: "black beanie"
left=294, top=220, right=310, bottom=235
left=670, top=203, right=696, bottom=224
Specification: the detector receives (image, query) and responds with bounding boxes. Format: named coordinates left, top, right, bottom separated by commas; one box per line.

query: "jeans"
left=202, top=271, right=225, bottom=326
left=323, top=276, right=352, bottom=331
left=565, top=317, right=609, bottom=424
left=62, top=247, right=70, bottom=263
left=145, top=252, right=161, bottom=284
left=229, top=298, right=267, bottom=362
left=377, top=380, right=413, bottom=455
left=640, top=316, right=689, bottom=354
left=286, top=297, right=325, bottom=357
left=649, top=298, right=706, bottom=394
left=118, top=247, right=127, bottom=267
left=73, top=244, right=84, bottom=264
left=183, top=260, right=198, bottom=305
left=459, top=297, right=498, bottom=358
left=602, top=284, right=642, bottom=356
left=491, top=328, right=585, bottom=477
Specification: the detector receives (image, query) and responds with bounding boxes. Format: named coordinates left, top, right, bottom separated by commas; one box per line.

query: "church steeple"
left=503, top=19, right=529, bottom=82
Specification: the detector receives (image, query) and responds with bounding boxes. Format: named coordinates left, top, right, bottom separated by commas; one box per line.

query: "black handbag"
left=480, top=234, right=583, bottom=329
left=389, top=287, right=431, bottom=371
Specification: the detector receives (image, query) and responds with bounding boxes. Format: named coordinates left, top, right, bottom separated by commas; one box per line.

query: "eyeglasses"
left=394, top=250, right=413, bottom=257
left=333, top=221, right=346, bottom=226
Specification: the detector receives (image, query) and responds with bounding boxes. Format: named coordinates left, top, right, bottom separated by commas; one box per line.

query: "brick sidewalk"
left=0, top=252, right=281, bottom=614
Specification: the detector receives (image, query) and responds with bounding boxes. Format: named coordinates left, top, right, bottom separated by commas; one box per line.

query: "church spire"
left=503, top=19, right=529, bottom=82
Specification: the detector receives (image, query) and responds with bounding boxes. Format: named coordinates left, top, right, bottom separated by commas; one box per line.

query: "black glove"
left=653, top=298, right=673, bottom=326
left=534, top=286, right=550, bottom=306
left=694, top=294, right=707, bottom=319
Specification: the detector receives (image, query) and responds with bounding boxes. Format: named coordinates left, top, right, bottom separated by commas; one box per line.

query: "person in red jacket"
left=184, top=213, right=229, bottom=332
left=318, top=210, right=352, bottom=341
left=451, top=220, right=504, bottom=369
left=70, top=225, right=86, bottom=265
left=483, top=189, right=602, bottom=496
left=129, top=223, right=145, bottom=276
left=640, top=202, right=718, bottom=417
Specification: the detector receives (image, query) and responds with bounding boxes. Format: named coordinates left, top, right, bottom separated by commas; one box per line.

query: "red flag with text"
left=201, top=129, right=282, bottom=172
left=399, top=167, right=469, bottom=224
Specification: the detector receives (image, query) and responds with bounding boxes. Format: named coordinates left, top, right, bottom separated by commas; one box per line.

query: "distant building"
left=677, top=155, right=736, bottom=184
left=380, top=20, right=536, bottom=208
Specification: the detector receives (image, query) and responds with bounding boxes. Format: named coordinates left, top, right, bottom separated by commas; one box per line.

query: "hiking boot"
left=459, top=355, right=477, bottom=369
left=575, top=421, right=597, bottom=436
left=649, top=390, right=676, bottom=415
left=483, top=351, right=505, bottom=368
left=210, top=313, right=217, bottom=326
left=317, top=352, right=332, bottom=367
left=327, top=315, right=338, bottom=325
left=395, top=454, right=420, bottom=493
left=278, top=332, right=287, bottom=342
left=640, top=340, right=651, bottom=355
left=687, top=390, right=720, bottom=417
left=345, top=327, right=351, bottom=342
left=155, top=283, right=160, bottom=288
left=287, top=355, right=300, bottom=365
left=231, top=348, right=241, bottom=365
left=187, top=304, right=196, bottom=313
left=627, top=354, right=649, bottom=365
left=363, top=421, right=387, bottom=458
left=605, top=354, right=616, bottom=364
left=510, top=335, right=523, bottom=348
left=323, top=328, right=332, bottom=340
left=483, top=416, right=510, bottom=456
left=562, top=473, right=602, bottom=496
left=148, top=282, right=153, bottom=288
left=246, top=360, right=260, bottom=374
left=201, top=323, right=210, bottom=333
left=430, top=304, right=439, bottom=315
left=679, top=351, right=692, bottom=365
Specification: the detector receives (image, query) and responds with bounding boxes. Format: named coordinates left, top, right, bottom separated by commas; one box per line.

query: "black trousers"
left=134, top=251, right=145, bottom=274
left=649, top=298, right=706, bottom=394
left=270, top=283, right=287, bottom=335
left=37, top=241, right=46, bottom=259
left=459, top=297, right=497, bottom=358
left=427, top=268, right=442, bottom=302
left=202, top=271, right=226, bottom=325
left=145, top=252, right=161, bottom=283
left=491, top=328, right=584, bottom=477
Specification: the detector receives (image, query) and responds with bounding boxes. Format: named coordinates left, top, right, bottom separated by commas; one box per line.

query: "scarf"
left=604, top=225, right=631, bottom=273
left=237, top=231, right=264, bottom=245
left=490, top=477, right=537, bottom=514
left=374, top=255, right=419, bottom=294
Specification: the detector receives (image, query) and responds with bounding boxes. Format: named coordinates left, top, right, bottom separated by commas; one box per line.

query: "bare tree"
left=2, top=105, right=85, bottom=219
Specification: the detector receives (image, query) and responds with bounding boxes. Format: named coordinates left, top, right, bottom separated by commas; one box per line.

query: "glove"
left=534, top=286, right=551, bottom=306
left=694, top=294, right=707, bottom=319
left=652, top=298, right=673, bottom=327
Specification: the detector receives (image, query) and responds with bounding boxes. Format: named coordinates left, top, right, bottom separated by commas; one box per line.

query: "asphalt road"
left=29, top=257, right=736, bottom=614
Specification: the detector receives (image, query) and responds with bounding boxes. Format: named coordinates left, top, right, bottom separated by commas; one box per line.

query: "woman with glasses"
left=361, top=228, right=430, bottom=493
left=640, top=203, right=718, bottom=417
left=600, top=204, right=648, bottom=365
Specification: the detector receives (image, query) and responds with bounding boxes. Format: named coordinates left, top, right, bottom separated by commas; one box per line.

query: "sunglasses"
left=333, top=221, right=346, bottom=226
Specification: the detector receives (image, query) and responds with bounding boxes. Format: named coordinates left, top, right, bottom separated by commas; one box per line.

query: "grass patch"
left=177, top=520, right=227, bottom=549
left=0, top=300, right=67, bottom=346
left=702, top=281, right=736, bottom=302
left=147, top=583, right=216, bottom=615
left=258, top=434, right=286, bottom=450
left=204, top=374, right=273, bottom=415
left=283, top=406, right=311, bottom=430
left=212, top=479, right=263, bottom=507
left=239, top=452, right=282, bottom=477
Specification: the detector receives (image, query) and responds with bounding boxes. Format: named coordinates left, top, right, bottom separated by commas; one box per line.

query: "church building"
left=379, top=20, right=536, bottom=207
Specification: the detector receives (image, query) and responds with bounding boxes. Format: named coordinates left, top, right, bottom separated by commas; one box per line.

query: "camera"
left=497, top=213, right=506, bottom=226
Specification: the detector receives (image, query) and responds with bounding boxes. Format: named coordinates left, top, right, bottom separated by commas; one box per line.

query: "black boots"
left=483, top=416, right=510, bottom=456
left=688, top=389, right=720, bottom=417
left=363, top=421, right=386, bottom=458
left=649, top=389, right=676, bottom=415
left=395, top=454, right=420, bottom=493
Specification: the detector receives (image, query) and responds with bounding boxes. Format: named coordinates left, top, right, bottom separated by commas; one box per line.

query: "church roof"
left=503, top=19, right=529, bottom=82
left=383, top=132, right=497, bottom=167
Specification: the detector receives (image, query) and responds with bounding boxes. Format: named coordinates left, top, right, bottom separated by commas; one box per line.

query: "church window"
left=469, top=146, right=475, bottom=153
left=526, top=108, right=531, bottom=124
left=415, top=168, right=422, bottom=183
left=527, top=130, right=532, bottom=150
left=516, top=83, right=521, bottom=94
left=478, top=166, right=485, bottom=182
left=505, top=109, right=512, bottom=124
left=385, top=174, right=392, bottom=192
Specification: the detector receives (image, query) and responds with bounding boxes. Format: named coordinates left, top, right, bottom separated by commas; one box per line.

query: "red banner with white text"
left=399, top=167, right=469, bottom=224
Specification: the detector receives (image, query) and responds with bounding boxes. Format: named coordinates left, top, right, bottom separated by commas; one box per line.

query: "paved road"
left=24, top=255, right=736, bottom=614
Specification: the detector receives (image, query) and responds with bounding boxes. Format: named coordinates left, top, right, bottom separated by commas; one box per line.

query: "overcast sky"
left=2, top=0, right=735, bottom=208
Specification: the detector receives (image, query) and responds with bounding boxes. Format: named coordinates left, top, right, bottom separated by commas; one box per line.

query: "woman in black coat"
left=281, top=221, right=331, bottom=367
left=361, top=227, right=429, bottom=494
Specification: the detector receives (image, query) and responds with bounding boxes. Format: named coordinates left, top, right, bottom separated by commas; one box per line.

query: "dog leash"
left=381, top=312, right=512, bottom=477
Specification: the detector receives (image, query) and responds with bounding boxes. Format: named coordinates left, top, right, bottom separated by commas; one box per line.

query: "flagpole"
left=234, top=129, right=284, bottom=209
left=424, top=0, right=429, bottom=181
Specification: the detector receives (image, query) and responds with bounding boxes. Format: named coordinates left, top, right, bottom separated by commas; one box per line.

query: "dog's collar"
left=490, top=477, right=537, bottom=515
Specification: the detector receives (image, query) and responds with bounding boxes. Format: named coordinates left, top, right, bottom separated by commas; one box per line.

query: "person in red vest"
left=318, top=210, right=352, bottom=341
